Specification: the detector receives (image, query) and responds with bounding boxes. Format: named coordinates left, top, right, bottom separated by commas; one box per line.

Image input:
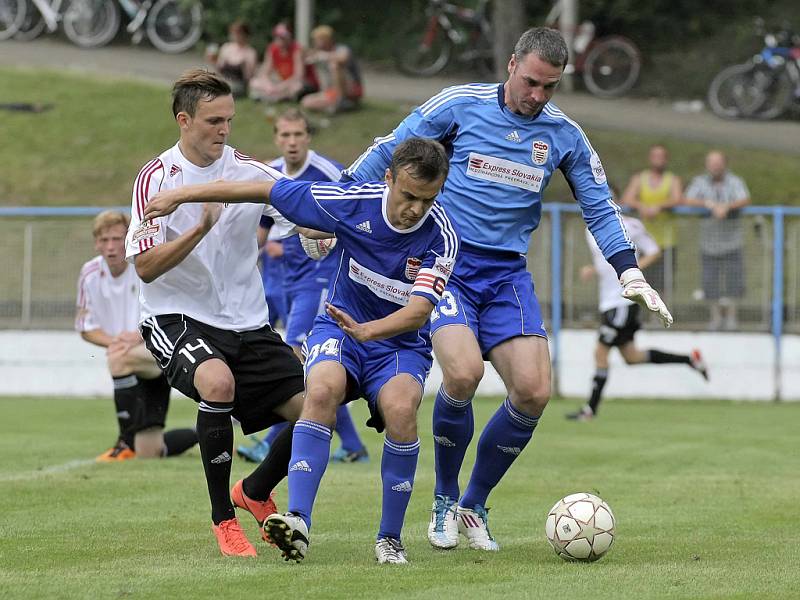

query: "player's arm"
left=144, top=180, right=279, bottom=219
left=134, top=203, right=221, bottom=283
left=343, top=91, right=457, bottom=181
left=80, top=328, right=114, bottom=348
left=325, top=295, right=435, bottom=343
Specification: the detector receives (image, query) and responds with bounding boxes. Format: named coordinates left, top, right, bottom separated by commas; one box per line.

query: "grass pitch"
left=1, top=395, right=797, bottom=599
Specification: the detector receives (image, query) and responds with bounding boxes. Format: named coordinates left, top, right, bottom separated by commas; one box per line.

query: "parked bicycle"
left=394, top=0, right=494, bottom=78
left=0, top=0, right=26, bottom=40
left=13, top=0, right=202, bottom=53
left=708, top=19, right=800, bottom=120
left=544, top=0, right=641, bottom=98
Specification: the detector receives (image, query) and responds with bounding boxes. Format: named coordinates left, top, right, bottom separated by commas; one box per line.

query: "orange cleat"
left=212, top=517, right=257, bottom=557
left=96, top=440, right=136, bottom=462
left=231, top=479, right=278, bottom=543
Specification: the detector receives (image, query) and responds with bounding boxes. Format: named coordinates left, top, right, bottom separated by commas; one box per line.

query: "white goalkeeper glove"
left=620, top=268, right=674, bottom=328
left=299, top=234, right=337, bottom=261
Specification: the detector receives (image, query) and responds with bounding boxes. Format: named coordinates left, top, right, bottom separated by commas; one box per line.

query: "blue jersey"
left=270, top=178, right=459, bottom=351
left=344, top=83, right=634, bottom=262
left=269, top=151, right=344, bottom=293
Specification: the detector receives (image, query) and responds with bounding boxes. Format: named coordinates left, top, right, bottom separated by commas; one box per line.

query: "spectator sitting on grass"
left=249, top=23, right=320, bottom=103
left=301, top=25, right=363, bottom=115
left=207, top=20, right=258, bottom=98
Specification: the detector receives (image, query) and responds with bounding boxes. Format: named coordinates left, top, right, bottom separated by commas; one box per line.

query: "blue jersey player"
left=143, top=138, right=459, bottom=565
left=237, top=109, right=368, bottom=465
left=344, top=27, right=673, bottom=551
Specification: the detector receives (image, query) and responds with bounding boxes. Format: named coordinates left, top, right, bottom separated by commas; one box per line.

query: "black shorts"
left=597, top=304, right=641, bottom=347
left=140, top=314, right=305, bottom=434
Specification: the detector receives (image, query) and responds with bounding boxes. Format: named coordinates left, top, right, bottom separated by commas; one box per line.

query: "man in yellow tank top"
left=621, top=145, right=682, bottom=299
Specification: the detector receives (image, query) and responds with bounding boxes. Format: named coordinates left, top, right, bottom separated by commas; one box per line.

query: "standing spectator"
left=302, top=25, right=363, bottom=114
left=684, top=151, right=751, bottom=330
left=249, top=23, right=319, bottom=103
left=621, top=144, right=682, bottom=298
left=207, top=20, right=258, bottom=98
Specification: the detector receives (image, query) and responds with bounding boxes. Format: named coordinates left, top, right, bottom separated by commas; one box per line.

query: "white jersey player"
left=567, top=215, right=708, bottom=421
left=125, top=69, right=308, bottom=558
left=77, top=211, right=197, bottom=461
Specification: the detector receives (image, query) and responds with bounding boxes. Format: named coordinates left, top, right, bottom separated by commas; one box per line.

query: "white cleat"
left=375, top=537, right=409, bottom=564
left=427, top=494, right=459, bottom=549
left=457, top=505, right=500, bottom=551
left=264, top=512, right=309, bottom=563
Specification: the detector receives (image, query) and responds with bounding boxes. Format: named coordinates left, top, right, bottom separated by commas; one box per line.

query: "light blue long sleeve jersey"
left=343, top=83, right=635, bottom=264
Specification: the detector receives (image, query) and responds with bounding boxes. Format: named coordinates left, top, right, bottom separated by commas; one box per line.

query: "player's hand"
left=300, top=234, right=337, bottom=261
left=620, top=268, right=673, bottom=328
left=200, top=202, right=223, bottom=233
left=144, top=188, right=192, bottom=219
left=116, top=330, right=143, bottom=345
left=326, top=303, right=372, bottom=342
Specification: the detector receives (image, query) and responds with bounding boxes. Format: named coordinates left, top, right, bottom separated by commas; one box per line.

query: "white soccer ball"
left=545, top=492, right=616, bottom=562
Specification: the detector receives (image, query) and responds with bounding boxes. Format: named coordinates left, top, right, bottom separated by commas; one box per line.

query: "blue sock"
left=377, top=437, right=420, bottom=541
left=432, top=385, right=474, bottom=499
left=263, top=421, right=289, bottom=446
left=334, top=405, right=364, bottom=453
left=287, top=419, right=332, bottom=530
left=460, top=398, right=539, bottom=510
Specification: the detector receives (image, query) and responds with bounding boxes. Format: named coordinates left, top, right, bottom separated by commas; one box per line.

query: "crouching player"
left=144, top=138, right=458, bottom=564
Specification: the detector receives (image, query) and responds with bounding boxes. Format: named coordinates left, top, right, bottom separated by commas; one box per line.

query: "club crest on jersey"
left=590, top=152, right=607, bottom=184
left=405, top=257, right=422, bottom=280
left=131, top=220, right=160, bottom=242
left=531, top=140, right=549, bottom=165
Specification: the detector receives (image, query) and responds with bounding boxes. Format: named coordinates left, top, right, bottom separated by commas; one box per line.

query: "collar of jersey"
left=174, top=142, right=226, bottom=176
left=381, top=186, right=432, bottom=234
left=496, top=83, right=548, bottom=125
left=280, top=150, right=316, bottom=180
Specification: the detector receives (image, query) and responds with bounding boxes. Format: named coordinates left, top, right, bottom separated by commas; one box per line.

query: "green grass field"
left=1, top=395, right=798, bottom=599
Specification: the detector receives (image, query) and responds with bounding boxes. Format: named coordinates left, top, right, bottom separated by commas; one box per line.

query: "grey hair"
left=514, top=27, right=568, bottom=68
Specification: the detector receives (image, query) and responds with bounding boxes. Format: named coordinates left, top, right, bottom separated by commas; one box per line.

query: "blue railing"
left=3, top=204, right=798, bottom=399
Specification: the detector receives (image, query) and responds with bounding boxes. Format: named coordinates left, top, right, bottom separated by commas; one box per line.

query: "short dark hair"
left=514, top=27, right=569, bottom=68
left=274, top=108, right=311, bottom=134
left=171, top=68, right=231, bottom=117
left=390, top=138, right=449, bottom=183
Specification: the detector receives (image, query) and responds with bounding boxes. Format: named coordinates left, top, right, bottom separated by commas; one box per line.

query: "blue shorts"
left=285, top=287, right=328, bottom=348
left=303, top=320, right=432, bottom=432
left=430, top=244, right=547, bottom=357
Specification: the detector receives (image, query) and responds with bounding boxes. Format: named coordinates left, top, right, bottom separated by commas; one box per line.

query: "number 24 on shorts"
left=305, top=338, right=340, bottom=364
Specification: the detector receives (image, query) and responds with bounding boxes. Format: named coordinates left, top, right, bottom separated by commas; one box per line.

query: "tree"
left=492, top=0, right=527, bottom=80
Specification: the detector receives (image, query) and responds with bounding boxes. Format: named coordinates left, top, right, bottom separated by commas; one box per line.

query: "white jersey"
left=586, top=216, right=659, bottom=312
left=125, top=143, right=295, bottom=331
left=75, top=256, right=140, bottom=335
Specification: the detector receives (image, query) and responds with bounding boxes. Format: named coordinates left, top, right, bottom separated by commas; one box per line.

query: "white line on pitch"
left=0, top=458, right=95, bottom=482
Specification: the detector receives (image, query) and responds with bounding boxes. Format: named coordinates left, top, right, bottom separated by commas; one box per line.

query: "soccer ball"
left=545, top=492, right=616, bottom=562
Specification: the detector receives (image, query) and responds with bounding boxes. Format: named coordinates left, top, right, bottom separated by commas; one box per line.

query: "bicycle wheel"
left=0, top=0, right=25, bottom=41
left=146, top=0, right=203, bottom=54
left=62, top=0, right=120, bottom=48
left=394, top=20, right=453, bottom=77
left=746, top=66, right=794, bottom=120
left=13, top=0, right=46, bottom=41
left=582, top=36, right=641, bottom=98
left=707, top=63, right=756, bottom=119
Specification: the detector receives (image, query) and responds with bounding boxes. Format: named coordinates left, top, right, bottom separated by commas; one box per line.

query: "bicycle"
left=14, top=0, right=202, bottom=53
left=707, top=19, right=800, bottom=120
left=13, top=0, right=118, bottom=46
left=544, top=0, right=641, bottom=98
left=0, top=0, right=26, bottom=40
left=393, top=0, right=494, bottom=78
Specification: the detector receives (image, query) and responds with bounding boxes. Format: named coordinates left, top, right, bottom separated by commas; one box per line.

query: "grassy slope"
left=1, top=396, right=798, bottom=599
left=1, top=67, right=798, bottom=206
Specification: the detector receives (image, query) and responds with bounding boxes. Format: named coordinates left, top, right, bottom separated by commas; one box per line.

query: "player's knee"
left=443, top=363, right=483, bottom=399
left=382, top=401, right=418, bottom=442
left=196, top=370, right=235, bottom=403
left=509, top=380, right=551, bottom=415
left=106, top=352, right=130, bottom=377
left=304, top=380, right=345, bottom=414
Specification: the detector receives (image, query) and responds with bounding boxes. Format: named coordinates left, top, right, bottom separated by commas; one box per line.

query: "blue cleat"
left=330, top=446, right=369, bottom=463
left=236, top=436, right=271, bottom=463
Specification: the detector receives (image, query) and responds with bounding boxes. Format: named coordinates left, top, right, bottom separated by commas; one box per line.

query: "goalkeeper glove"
left=299, top=234, right=337, bottom=261
left=620, top=268, right=673, bottom=328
